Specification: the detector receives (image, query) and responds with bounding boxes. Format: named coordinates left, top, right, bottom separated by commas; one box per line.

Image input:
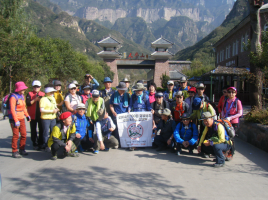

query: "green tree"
left=160, top=72, right=170, bottom=88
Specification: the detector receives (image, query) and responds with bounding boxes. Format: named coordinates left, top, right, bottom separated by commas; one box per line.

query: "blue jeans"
left=42, top=119, right=56, bottom=146
left=213, top=143, right=231, bottom=164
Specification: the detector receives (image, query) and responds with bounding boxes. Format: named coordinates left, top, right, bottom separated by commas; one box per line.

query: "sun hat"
left=15, top=81, right=28, bottom=92
left=192, top=98, right=202, bottom=110
left=199, top=112, right=216, bottom=120
left=54, top=80, right=62, bottom=86
left=97, top=108, right=106, bottom=121
left=162, top=108, right=171, bottom=116
left=92, top=90, right=100, bottom=97
left=69, top=83, right=76, bottom=89
left=116, top=82, right=128, bottom=91
left=59, top=112, right=72, bottom=120
left=72, top=80, right=80, bottom=86
left=103, top=77, right=113, bottom=83
left=32, top=80, right=41, bottom=87
left=180, top=77, right=188, bottom=83
left=155, top=92, right=164, bottom=97
left=181, top=113, right=191, bottom=119
left=188, top=87, right=196, bottom=93
left=167, top=80, right=174, bottom=85
left=83, top=85, right=91, bottom=90
left=196, top=83, right=206, bottom=89
left=76, top=103, right=86, bottom=110
left=175, top=91, right=183, bottom=97
left=122, top=78, right=130, bottom=83
left=227, top=87, right=237, bottom=91
left=44, top=87, right=57, bottom=94
left=133, top=83, right=146, bottom=91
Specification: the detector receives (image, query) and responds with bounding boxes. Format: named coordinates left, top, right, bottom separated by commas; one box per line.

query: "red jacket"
left=26, top=91, right=45, bottom=120
left=218, top=95, right=227, bottom=117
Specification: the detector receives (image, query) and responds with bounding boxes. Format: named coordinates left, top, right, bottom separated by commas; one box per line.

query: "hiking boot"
left=104, top=148, right=110, bottom=151
left=51, top=156, right=57, bottom=161
left=12, top=151, right=22, bottom=158
left=189, top=149, right=193, bottom=155
left=45, top=147, right=51, bottom=153
left=156, top=146, right=166, bottom=151
left=128, top=147, right=135, bottom=151
left=213, top=163, right=225, bottom=168
left=67, top=152, right=79, bottom=157
left=203, top=153, right=210, bottom=158
left=33, top=146, right=39, bottom=150
left=112, top=145, right=118, bottom=149
left=93, top=150, right=99, bottom=154
left=176, top=150, right=182, bottom=156
left=19, top=149, right=28, bottom=156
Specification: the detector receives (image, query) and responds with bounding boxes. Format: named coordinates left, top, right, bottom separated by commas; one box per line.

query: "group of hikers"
left=2, top=74, right=243, bottom=167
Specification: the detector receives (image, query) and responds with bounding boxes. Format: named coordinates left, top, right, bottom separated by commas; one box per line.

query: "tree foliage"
left=160, top=72, right=170, bottom=88
left=0, top=0, right=113, bottom=95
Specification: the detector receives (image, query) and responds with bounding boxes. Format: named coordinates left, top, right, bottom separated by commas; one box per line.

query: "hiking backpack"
left=62, top=94, right=82, bottom=113
left=215, top=119, right=235, bottom=139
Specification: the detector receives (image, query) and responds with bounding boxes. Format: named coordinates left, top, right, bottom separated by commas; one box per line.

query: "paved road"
left=0, top=119, right=268, bottom=200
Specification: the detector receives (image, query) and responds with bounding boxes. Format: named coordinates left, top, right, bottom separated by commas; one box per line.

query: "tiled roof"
left=152, top=37, right=174, bottom=45
left=202, top=66, right=250, bottom=76
left=98, top=36, right=120, bottom=44
left=169, top=71, right=187, bottom=80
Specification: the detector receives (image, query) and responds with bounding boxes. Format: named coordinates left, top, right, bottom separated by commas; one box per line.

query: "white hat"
left=44, top=87, right=57, bottom=94
left=167, top=80, right=174, bottom=85
left=92, top=90, right=100, bottom=97
left=76, top=103, right=86, bottom=110
left=69, top=83, right=76, bottom=89
left=32, top=80, right=41, bottom=87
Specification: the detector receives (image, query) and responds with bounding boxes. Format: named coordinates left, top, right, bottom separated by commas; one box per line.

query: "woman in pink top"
left=148, top=82, right=156, bottom=104
left=221, top=87, right=243, bottom=132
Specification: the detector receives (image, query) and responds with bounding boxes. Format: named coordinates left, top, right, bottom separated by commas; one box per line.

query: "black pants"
left=198, top=123, right=205, bottom=141
left=80, top=134, right=94, bottom=150
left=30, top=118, right=43, bottom=147
left=154, top=135, right=173, bottom=148
left=176, top=141, right=197, bottom=152
left=112, top=116, right=121, bottom=148
left=51, top=138, right=80, bottom=156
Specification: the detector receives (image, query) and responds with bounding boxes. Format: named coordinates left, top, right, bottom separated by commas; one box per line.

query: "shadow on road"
left=6, top=166, right=197, bottom=199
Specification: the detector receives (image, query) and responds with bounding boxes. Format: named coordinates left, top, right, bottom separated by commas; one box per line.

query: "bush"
left=156, top=87, right=166, bottom=92
left=244, top=107, right=268, bottom=125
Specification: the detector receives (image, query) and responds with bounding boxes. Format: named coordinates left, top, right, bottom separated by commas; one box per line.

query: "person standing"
left=26, top=80, right=45, bottom=150
left=100, top=77, right=115, bottom=116
left=195, top=83, right=209, bottom=102
left=40, top=85, right=59, bottom=152
left=148, top=82, right=157, bottom=104
left=53, top=80, right=64, bottom=112
left=85, top=90, right=105, bottom=123
left=178, top=77, right=190, bottom=99
left=163, top=81, right=176, bottom=105
left=122, top=78, right=132, bottom=96
left=185, top=87, right=196, bottom=114
left=170, top=91, right=189, bottom=124
left=64, top=83, right=82, bottom=113
left=151, top=92, right=169, bottom=125
left=80, top=74, right=99, bottom=92
left=217, top=85, right=230, bottom=118
left=221, top=87, right=243, bottom=132
left=81, top=85, right=92, bottom=104
left=109, top=82, right=130, bottom=146
left=8, top=82, right=31, bottom=158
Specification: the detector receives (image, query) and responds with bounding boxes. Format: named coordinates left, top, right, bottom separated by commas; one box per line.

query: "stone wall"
left=237, top=118, right=268, bottom=153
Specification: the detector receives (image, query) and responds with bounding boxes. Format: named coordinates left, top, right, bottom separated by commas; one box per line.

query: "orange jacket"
left=9, top=94, right=29, bottom=122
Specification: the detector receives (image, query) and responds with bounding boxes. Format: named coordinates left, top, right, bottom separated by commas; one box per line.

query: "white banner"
left=117, top=112, right=153, bottom=148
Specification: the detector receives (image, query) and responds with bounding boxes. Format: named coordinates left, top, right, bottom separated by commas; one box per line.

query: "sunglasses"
left=188, top=91, right=195, bottom=94
left=223, top=91, right=227, bottom=93
left=228, top=91, right=236, bottom=94
left=182, top=119, right=190, bottom=121
left=92, top=96, right=99, bottom=98
left=70, top=88, right=76, bottom=90
left=176, top=96, right=183, bottom=98
left=155, top=96, right=162, bottom=98
left=33, top=86, right=41, bottom=88
left=77, top=108, right=85, bottom=111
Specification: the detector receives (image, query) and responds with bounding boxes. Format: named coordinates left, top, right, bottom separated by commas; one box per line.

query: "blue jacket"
left=174, top=122, right=198, bottom=146
left=129, top=92, right=152, bottom=112
left=74, top=113, right=91, bottom=139
left=163, top=90, right=176, bottom=104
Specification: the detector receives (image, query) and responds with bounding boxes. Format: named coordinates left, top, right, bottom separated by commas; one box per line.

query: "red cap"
left=59, top=112, right=72, bottom=120
left=227, top=87, right=237, bottom=91
left=188, top=87, right=196, bottom=93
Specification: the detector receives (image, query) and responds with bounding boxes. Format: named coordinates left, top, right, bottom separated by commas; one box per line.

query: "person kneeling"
left=153, top=108, right=176, bottom=151
left=48, top=112, right=80, bottom=160
left=173, top=113, right=198, bottom=156
left=197, top=112, right=232, bottom=168
left=94, top=109, right=118, bottom=154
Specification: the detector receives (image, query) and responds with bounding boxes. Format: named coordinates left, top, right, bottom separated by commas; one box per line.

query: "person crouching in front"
left=48, top=112, right=80, bottom=160
left=93, top=109, right=118, bottom=154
